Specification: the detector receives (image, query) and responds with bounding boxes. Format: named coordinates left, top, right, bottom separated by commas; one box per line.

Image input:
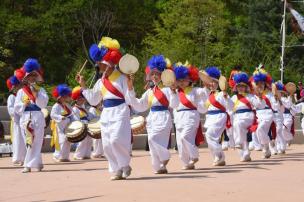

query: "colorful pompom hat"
left=6, top=75, right=20, bottom=91
left=52, top=84, right=72, bottom=100
left=89, top=37, right=122, bottom=67
left=173, top=61, right=199, bottom=82
left=71, top=86, right=84, bottom=101
left=22, top=58, right=43, bottom=82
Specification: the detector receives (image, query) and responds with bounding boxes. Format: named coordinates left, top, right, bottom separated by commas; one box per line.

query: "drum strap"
left=237, top=94, right=258, bottom=132
left=209, top=92, right=231, bottom=128
left=50, top=120, right=60, bottom=151
left=22, top=85, right=36, bottom=102
left=101, top=70, right=124, bottom=99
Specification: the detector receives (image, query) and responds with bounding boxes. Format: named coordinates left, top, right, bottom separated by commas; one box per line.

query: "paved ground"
left=0, top=145, right=304, bottom=202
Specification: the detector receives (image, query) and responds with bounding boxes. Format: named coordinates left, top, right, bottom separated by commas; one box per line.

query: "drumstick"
left=89, top=72, right=97, bottom=88
left=78, top=60, right=88, bottom=74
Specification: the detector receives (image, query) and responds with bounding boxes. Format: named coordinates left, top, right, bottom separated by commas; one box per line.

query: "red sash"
left=237, top=94, right=258, bottom=132
left=23, top=85, right=36, bottom=102
left=153, top=86, right=169, bottom=107
left=59, top=103, right=71, bottom=116
left=178, top=88, right=197, bottom=109
left=262, top=95, right=277, bottom=139
left=209, top=92, right=231, bottom=128
left=102, top=76, right=124, bottom=99
left=178, top=88, right=204, bottom=146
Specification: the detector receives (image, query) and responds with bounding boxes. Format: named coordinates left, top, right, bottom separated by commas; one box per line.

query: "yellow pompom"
left=175, top=61, right=183, bottom=67
left=165, top=58, right=171, bottom=68
left=98, top=37, right=120, bottom=49
left=184, top=60, right=190, bottom=67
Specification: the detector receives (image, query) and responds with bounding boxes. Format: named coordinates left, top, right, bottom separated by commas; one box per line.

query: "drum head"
left=161, top=69, right=176, bottom=87
left=119, top=54, right=139, bottom=74
left=199, top=71, right=213, bottom=85
left=219, top=76, right=228, bottom=91
left=65, top=121, right=84, bottom=137
left=285, top=82, right=296, bottom=95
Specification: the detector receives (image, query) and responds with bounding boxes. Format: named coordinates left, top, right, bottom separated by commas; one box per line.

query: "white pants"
left=204, top=122, right=226, bottom=161
left=249, top=132, right=262, bottom=149
left=12, top=121, right=26, bottom=163
left=22, top=125, right=44, bottom=169
left=147, top=125, right=171, bottom=171
left=101, top=119, right=131, bottom=173
left=233, top=113, right=253, bottom=159
left=256, top=119, right=272, bottom=146
left=283, top=115, right=294, bottom=142
left=74, top=136, right=92, bottom=159
left=176, top=124, right=199, bottom=166
left=92, top=138, right=104, bottom=156
left=274, top=118, right=285, bottom=152
left=53, top=127, right=71, bottom=160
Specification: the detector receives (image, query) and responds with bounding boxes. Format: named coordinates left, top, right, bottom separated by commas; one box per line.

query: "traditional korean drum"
left=130, top=115, right=146, bottom=135
left=161, top=69, right=176, bottom=87
left=65, top=121, right=87, bottom=143
left=87, top=119, right=101, bottom=139
left=119, top=54, right=140, bottom=74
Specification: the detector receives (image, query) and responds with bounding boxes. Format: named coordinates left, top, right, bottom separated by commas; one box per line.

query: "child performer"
left=173, top=63, right=209, bottom=169
left=126, top=55, right=179, bottom=174
left=14, top=58, right=49, bottom=173
left=50, top=84, right=74, bottom=162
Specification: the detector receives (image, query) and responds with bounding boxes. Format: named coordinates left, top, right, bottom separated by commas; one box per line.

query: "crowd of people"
left=5, top=36, right=304, bottom=180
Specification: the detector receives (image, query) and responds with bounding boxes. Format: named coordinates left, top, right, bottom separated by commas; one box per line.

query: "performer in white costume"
left=127, top=55, right=179, bottom=174
left=252, top=69, right=279, bottom=159
left=50, top=84, right=74, bottom=162
left=89, top=102, right=104, bottom=158
left=14, top=58, right=49, bottom=173
left=172, top=63, right=208, bottom=169
left=71, top=86, right=93, bottom=160
left=202, top=67, right=234, bottom=166
left=7, top=69, right=26, bottom=166
left=231, top=72, right=265, bottom=162
left=77, top=37, right=133, bottom=180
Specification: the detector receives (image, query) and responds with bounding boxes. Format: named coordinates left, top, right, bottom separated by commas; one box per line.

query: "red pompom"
left=52, top=87, right=59, bottom=99
left=6, top=79, right=12, bottom=91
left=266, top=74, right=272, bottom=85
left=145, top=66, right=150, bottom=75
left=71, top=87, right=82, bottom=100
left=188, top=66, right=199, bottom=82
left=102, top=49, right=122, bottom=65
left=14, top=68, right=26, bottom=81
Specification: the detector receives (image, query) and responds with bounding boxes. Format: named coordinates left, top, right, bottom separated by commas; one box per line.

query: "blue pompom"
left=205, top=66, right=221, bottom=79
left=275, top=82, right=284, bottom=91
left=253, top=73, right=267, bottom=83
left=57, top=84, right=72, bottom=97
left=174, top=65, right=189, bottom=80
left=147, top=55, right=167, bottom=72
left=233, top=72, right=249, bottom=85
left=89, top=44, right=108, bottom=62
left=10, top=75, right=20, bottom=86
left=24, top=58, right=40, bottom=73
